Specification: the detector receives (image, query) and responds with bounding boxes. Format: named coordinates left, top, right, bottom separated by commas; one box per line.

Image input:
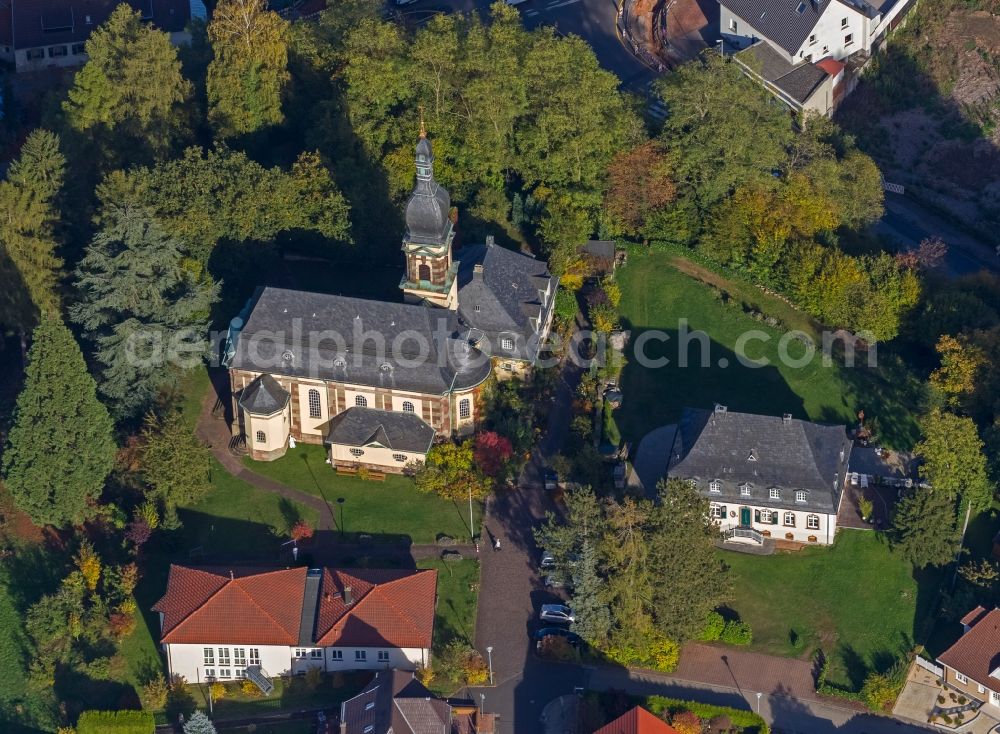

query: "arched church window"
left=402, top=401, right=415, bottom=413
left=308, top=389, right=322, bottom=419
left=418, top=263, right=431, bottom=281
left=256, top=431, right=266, bottom=444
left=459, top=399, right=471, bottom=420
left=355, top=395, right=368, bottom=408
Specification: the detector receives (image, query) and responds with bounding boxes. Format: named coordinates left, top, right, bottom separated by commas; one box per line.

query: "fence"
left=915, top=655, right=943, bottom=678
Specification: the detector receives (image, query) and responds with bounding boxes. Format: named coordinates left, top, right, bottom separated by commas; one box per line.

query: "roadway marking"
left=523, top=8, right=539, bottom=14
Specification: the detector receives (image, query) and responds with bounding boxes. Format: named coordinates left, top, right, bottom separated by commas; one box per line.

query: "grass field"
left=245, top=444, right=481, bottom=545
left=724, top=531, right=926, bottom=690
left=615, top=252, right=925, bottom=449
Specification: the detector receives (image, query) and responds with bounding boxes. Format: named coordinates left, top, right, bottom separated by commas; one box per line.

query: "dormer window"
left=795, top=490, right=807, bottom=503
left=709, top=480, right=721, bottom=493
left=770, top=488, right=781, bottom=500
left=501, top=337, right=514, bottom=351
left=747, top=450, right=757, bottom=462
left=740, top=483, right=751, bottom=497
left=474, top=304, right=481, bottom=312
left=809, top=34, right=817, bottom=45
left=796, top=2, right=806, bottom=13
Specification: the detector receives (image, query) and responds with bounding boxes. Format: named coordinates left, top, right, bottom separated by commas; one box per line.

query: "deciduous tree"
left=916, top=409, right=993, bottom=511
left=2, top=318, right=116, bottom=527
left=207, top=0, right=290, bottom=137
left=604, top=141, right=677, bottom=238
left=930, top=335, right=985, bottom=410
left=415, top=440, right=492, bottom=502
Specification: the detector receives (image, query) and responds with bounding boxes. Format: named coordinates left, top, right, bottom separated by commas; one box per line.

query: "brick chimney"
left=344, top=586, right=353, bottom=606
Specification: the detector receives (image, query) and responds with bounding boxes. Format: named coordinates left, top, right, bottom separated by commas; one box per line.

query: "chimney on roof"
left=486, top=235, right=495, bottom=247
left=782, top=413, right=792, bottom=424
left=229, top=570, right=234, bottom=580
left=344, top=586, right=353, bottom=606
left=714, top=404, right=727, bottom=415
left=473, top=263, right=484, bottom=280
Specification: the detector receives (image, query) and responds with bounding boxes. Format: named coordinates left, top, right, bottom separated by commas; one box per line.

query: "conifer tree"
left=892, top=488, right=959, bottom=568
left=2, top=318, right=116, bottom=527
left=0, top=130, right=66, bottom=332
left=570, top=537, right=611, bottom=644
left=63, top=5, right=191, bottom=159
left=207, top=0, right=289, bottom=137
left=70, top=205, right=219, bottom=421
left=183, top=711, right=217, bottom=734
left=140, top=409, right=212, bottom=513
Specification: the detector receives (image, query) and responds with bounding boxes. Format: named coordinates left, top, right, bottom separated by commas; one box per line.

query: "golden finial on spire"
left=418, top=105, right=427, bottom=139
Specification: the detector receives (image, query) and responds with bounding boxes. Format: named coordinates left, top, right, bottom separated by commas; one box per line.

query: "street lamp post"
left=337, top=497, right=345, bottom=540
left=718, top=38, right=725, bottom=57
left=756, top=692, right=762, bottom=714
left=486, top=646, right=494, bottom=686
left=469, top=486, right=476, bottom=544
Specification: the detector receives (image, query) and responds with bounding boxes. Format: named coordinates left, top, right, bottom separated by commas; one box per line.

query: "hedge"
left=77, top=710, right=155, bottom=734
left=645, top=695, right=770, bottom=733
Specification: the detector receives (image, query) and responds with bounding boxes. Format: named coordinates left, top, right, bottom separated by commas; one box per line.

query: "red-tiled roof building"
left=152, top=565, right=436, bottom=686
left=937, top=607, right=1000, bottom=709
left=594, top=707, right=681, bottom=734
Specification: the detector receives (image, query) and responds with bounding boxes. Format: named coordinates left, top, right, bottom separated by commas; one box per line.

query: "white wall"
left=166, top=644, right=430, bottom=681
left=329, top=442, right=425, bottom=471
left=297, top=382, right=330, bottom=436
left=792, top=3, right=871, bottom=62
left=389, top=394, right=424, bottom=414
left=245, top=408, right=290, bottom=454
left=710, top=501, right=837, bottom=544
left=165, top=644, right=293, bottom=683
left=345, top=389, right=376, bottom=410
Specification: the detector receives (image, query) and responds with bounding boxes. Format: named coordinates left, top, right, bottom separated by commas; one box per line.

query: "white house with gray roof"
left=666, top=406, right=852, bottom=545
left=223, top=129, right=557, bottom=467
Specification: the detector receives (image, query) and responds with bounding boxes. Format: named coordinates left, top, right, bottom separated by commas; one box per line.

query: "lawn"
left=615, top=251, right=925, bottom=449
left=416, top=557, right=480, bottom=696
left=245, top=443, right=481, bottom=545
left=182, top=672, right=369, bottom=721
left=723, top=531, right=926, bottom=690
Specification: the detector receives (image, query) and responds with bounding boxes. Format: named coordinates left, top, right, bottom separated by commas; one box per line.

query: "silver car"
left=539, top=604, right=575, bottom=624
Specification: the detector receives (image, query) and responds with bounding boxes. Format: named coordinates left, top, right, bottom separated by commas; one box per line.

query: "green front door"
left=740, top=507, right=751, bottom=527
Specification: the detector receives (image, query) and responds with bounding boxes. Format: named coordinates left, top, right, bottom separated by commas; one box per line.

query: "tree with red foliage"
left=605, top=141, right=677, bottom=238
left=669, top=710, right=702, bottom=734
left=290, top=520, right=314, bottom=542
left=125, top=518, right=152, bottom=548
left=474, top=431, right=514, bottom=479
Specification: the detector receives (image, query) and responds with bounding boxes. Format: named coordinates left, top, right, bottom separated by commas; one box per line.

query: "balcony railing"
left=723, top=527, right=764, bottom=545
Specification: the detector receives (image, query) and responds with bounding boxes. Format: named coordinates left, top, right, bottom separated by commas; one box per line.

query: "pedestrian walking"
left=494, top=537, right=501, bottom=552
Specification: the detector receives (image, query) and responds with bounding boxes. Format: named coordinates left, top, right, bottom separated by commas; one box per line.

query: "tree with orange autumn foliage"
left=604, top=141, right=677, bottom=238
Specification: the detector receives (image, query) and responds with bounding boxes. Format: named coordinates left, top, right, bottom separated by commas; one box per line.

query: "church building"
left=223, top=129, right=557, bottom=468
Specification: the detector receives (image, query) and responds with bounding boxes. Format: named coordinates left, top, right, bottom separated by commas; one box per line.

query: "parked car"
left=540, top=551, right=556, bottom=570
left=539, top=604, right=574, bottom=624
left=543, top=470, right=559, bottom=490
left=543, top=575, right=566, bottom=589
left=534, top=627, right=582, bottom=649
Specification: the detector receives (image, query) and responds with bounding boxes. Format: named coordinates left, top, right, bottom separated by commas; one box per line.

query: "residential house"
left=224, top=131, right=557, bottom=467
left=5, top=0, right=203, bottom=73
left=152, top=565, right=437, bottom=689
left=666, top=405, right=853, bottom=545
left=719, top=0, right=915, bottom=112
left=734, top=41, right=844, bottom=116
left=340, top=669, right=497, bottom=734
left=594, top=706, right=680, bottom=734
left=937, top=607, right=1000, bottom=709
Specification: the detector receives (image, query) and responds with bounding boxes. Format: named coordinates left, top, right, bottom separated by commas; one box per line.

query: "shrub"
left=698, top=611, right=725, bottom=641
left=141, top=675, right=169, bottom=710
left=209, top=681, right=226, bottom=701
left=707, top=714, right=733, bottom=733
left=858, top=497, right=874, bottom=520
left=438, top=640, right=490, bottom=685
left=290, top=520, right=314, bottom=541
left=303, top=665, right=323, bottom=691
left=241, top=678, right=263, bottom=698
left=719, top=620, right=753, bottom=645
left=644, top=696, right=769, bottom=733
left=183, top=711, right=216, bottom=734
left=538, top=635, right=579, bottom=662
left=77, top=710, right=155, bottom=734
left=861, top=671, right=901, bottom=712
left=416, top=665, right=435, bottom=686
left=669, top=710, right=702, bottom=734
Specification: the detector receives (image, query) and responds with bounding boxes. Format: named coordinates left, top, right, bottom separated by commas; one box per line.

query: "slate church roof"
left=238, top=374, right=290, bottom=416
left=457, top=241, right=555, bottom=362
left=666, top=406, right=852, bottom=514
left=229, top=287, right=492, bottom=396
left=324, top=407, right=436, bottom=454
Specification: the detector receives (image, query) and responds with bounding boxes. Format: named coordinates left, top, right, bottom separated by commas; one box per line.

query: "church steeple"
left=400, top=122, right=458, bottom=310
